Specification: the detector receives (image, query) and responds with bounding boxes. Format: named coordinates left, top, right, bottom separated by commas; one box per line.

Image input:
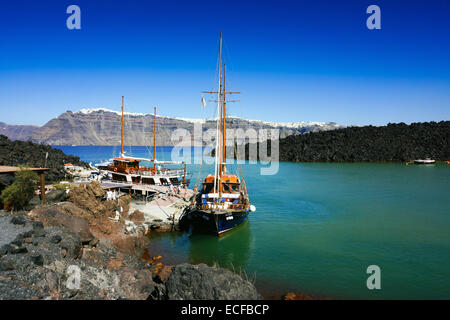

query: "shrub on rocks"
left=1, top=169, right=39, bottom=210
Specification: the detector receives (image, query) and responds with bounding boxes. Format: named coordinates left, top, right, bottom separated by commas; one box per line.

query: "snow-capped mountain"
left=5, top=108, right=344, bottom=145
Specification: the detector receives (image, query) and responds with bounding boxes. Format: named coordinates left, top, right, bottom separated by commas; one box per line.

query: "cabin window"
left=170, top=178, right=179, bottom=184
left=132, top=176, right=140, bottom=183
left=223, top=183, right=240, bottom=193
left=143, top=177, right=155, bottom=185
left=203, top=183, right=215, bottom=194
left=112, top=173, right=126, bottom=182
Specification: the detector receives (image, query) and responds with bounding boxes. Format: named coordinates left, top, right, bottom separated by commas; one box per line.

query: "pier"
left=76, top=180, right=187, bottom=198
left=75, top=180, right=194, bottom=231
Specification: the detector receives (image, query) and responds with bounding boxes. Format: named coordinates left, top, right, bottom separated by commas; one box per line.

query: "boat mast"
left=201, top=31, right=226, bottom=197
left=218, top=31, right=224, bottom=194
left=154, top=106, right=156, bottom=172
left=121, top=96, right=124, bottom=156
left=222, top=63, right=227, bottom=170
left=219, top=34, right=224, bottom=181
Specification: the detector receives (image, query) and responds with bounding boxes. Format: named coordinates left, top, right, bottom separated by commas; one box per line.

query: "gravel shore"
left=0, top=214, right=32, bottom=247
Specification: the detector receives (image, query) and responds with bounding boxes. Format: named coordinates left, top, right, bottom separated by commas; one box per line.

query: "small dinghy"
left=414, top=158, right=436, bottom=164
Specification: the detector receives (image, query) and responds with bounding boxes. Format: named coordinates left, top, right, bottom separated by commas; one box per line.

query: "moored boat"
left=187, top=172, right=255, bottom=235
left=96, top=98, right=188, bottom=186
left=184, top=31, right=255, bottom=236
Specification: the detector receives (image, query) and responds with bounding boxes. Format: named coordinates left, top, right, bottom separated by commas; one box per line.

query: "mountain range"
left=2, top=108, right=344, bottom=146
left=0, top=122, right=40, bottom=142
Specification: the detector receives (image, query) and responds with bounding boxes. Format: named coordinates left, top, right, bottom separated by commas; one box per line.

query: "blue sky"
left=0, top=0, right=449, bottom=126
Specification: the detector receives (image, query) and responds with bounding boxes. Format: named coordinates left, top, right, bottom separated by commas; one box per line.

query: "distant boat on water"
left=414, top=158, right=436, bottom=164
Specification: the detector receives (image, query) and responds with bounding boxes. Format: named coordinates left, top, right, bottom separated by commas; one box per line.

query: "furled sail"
left=201, top=95, right=207, bottom=108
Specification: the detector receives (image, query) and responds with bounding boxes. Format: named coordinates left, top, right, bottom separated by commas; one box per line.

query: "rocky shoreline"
left=234, top=121, right=450, bottom=162
left=0, top=181, right=262, bottom=300
left=0, top=135, right=89, bottom=183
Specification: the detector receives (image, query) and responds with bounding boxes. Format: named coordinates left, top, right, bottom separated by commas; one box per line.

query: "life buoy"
left=114, top=167, right=117, bottom=172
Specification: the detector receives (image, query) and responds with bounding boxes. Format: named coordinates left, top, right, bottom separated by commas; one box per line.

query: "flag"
left=201, top=95, right=207, bottom=108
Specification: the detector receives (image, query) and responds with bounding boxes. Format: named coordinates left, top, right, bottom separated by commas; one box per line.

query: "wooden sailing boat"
left=97, top=97, right=188, bottom=186
left=186, top=32, right=255, bottom=236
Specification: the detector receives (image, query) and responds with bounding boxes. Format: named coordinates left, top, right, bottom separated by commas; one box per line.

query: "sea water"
left=55, top=146, right=450, bottom=299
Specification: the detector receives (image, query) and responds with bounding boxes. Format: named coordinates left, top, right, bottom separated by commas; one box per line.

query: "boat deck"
left=76, top=180, right=188, bottom=194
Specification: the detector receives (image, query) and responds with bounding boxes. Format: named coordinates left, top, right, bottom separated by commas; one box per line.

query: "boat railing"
left=138, top=169, right=185, bottom=176
left=197, top=203, right=248, bottom=211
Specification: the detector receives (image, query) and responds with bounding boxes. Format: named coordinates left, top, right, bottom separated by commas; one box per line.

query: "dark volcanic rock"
left=0, top=244, right=12, bottom=256
left=0, top=258, right=15, bottom=271
left=58, top=232, right=82, bottom=259
left=0, top=215, right=33, bottom=252
left=30, top=206, right=94, bottom=243
left=33, top=221, right=44, bottom=229
left=19, top=230, right=34, bottom=239
left=117, top=268, right=157, bottom=300
left=0, top=214, right=158, bottom=300
left=0, top=134, right=88, bottom=183
left=10, top=244, right=28, bottom=254
left=31, top=254, right=44, bottom=266
left=240, top=121, right=450, bottom=162
left=163, top=263, right=261, bottom=300
left=33, top=228, right=46, bottom=238
left=10, top=238, right=23, bottom=246
left=10, top=216, right=26, bottom=225
left=32, top=222, right=46, bottom=237
left=1, top=213, right=262, bottom=300
left=50, top=234, right=62, bottom=244
left=45, top=190, right=69, bottom=204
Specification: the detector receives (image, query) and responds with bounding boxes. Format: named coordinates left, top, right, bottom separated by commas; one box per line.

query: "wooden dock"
left=76, top=180, right=190, bottom=197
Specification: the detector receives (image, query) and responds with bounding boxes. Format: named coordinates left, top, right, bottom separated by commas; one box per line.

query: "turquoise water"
left=55, top=146, right=450, bottom=299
